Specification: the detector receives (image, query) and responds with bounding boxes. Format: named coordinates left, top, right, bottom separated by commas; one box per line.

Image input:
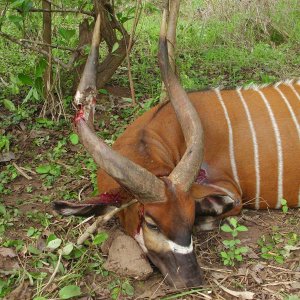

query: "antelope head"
left=54, top=10, right=204, bottom=288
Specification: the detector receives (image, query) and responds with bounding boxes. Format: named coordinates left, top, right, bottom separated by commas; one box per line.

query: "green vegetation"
left=258, top=229, right=299, bottom=264
left=220, top=217, right=249, bottom=266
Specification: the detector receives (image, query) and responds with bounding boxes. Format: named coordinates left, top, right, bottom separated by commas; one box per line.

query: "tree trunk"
left=42, top=0, right=52, bottom=104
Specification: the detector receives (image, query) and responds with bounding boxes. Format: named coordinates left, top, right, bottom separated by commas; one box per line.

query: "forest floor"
left=0, top=88, right=299, bottom=300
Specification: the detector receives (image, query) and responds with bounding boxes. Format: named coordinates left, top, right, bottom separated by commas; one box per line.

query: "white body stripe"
left=167, top=238, right=193, bottom=254
left=215, top=89, right=240, bottom=190
left=237, top=88, right=261, bottom=209
left=275, top=85, right=300, bottom=139
left=288, top=83, right=300, bottom=102
left=255, top=88, right=283, bottom=208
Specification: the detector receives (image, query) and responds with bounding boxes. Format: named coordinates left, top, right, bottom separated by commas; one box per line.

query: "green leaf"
left=235, top=254, right=243, bottom=261
left=275, top=256, right=284, bottom=264
left=99, top=88, right=108, bottom=95
left=122, top=281, right=134, bottom=296
left=281, top=199, right=287, bottom=206
left=59, top=285, right=81, bottom=299
left=229, top=218, right=237, bottom=228
left=69, top=133, right=79, bottom=145
left=49, top=165, right=61, bottom=176
left=47, top=238, right=62, bottom=250
left=35, top=59, right=48, bottom=78
left=23, top=88, right=33, bottom=103
left=8, top=15, right=23, bottom=30
left=36, top=165, right=51, bottom=174
left=3, top=99, right=16, bottom=112
left=223, top=239, right=235, bottom=248
left=238, top=246, right=249, bottom=254
left=111, top=287, right=120, bottom=300
left=62, top=243, right=74, bottom=255
left=232, top=231, right=238, bottom=238
left=0, top=204, right=6, bottom=215
left=58, top=28, right=76, bottom=41
left=221, top=224, right=232, bottom=233
left=28, top=245, right=41, bottom=255
left=93, top=232, right=109, bottom=245
left=32, top=87, right=39, bottom=100
left=27, top=227, right=36, bottom=237
left=47, top=233, right=57, bottom=244
left=237, top=225, right=248, bottom=232
left=111, top=42, right=119, bottom=53
left=261, top=253, right=272, bottom=260
left=33, top=297, right=47, bottom=300
left=10, top=0, right=26, bottom=8
left=18, top=74, right=33, bottom=85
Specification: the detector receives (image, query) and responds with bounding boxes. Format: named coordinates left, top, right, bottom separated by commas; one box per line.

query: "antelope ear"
left=53, top=200, right=115, bottom=217
left=191, top=183, right=240, bottom=217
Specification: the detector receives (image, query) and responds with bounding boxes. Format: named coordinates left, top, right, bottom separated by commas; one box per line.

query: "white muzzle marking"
left=167, top=238, right=193, bottom=254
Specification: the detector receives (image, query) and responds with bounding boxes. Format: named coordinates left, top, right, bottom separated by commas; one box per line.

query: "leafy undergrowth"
left=0, top=92, right=299, bottom=300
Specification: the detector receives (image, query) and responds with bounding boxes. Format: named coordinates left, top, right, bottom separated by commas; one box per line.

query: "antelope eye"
left=144, top=218, right=159, bottom=231
left=145, top=221, right=159, bottom=231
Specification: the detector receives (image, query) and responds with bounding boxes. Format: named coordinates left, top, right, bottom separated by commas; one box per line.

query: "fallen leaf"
left=290, top=281, right=300, bottom=290
left=0, top=152, right=15, bottom=162
left=0, top=247, right=17, bottom=258
left=249, top=270, right=263, bottom=284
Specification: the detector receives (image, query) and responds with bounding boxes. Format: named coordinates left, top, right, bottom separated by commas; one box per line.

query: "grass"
left=1, top=0, right=300, bottom=102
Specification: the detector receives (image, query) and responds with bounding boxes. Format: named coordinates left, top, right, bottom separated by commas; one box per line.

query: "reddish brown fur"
left=97, top=83, right=300, bottom=236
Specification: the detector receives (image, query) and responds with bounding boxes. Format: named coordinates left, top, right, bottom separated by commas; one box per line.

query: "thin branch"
left=12, top=162, right=32, bottom=180
left=77, top=199, right=138, bottom=245
left=24, top=8, right=94, bottom=16
left=0, top=31, right=69, bottom=69
left=20, top=39, right=77, bottom=51
left=0, top=31, right=83, bottom=70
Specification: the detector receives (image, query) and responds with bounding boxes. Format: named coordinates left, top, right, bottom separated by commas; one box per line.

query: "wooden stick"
left=12, top=163, right=32, bottom=180
left=77, top=199, right=138, bottom=245
left=40, top=251, right=62, bottom=293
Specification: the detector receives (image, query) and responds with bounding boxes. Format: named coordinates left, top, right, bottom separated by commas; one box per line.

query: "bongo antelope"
left=54, top=11, right=300, bottom=288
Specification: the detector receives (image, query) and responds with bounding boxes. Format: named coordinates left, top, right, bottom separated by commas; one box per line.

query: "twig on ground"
left=74, top=215, right=94, bottom=229
left=77, top=199, right=138, bottom=245
left=150, top=273, right=169, bottom=299
left=201, top=266, right=231, bottom=273
left=266, top=264, right=300, bottom=274
left=212, top=279, right=255, bottom=299
left=40, top=251, right=62, bottom=293
left=12, top=163, right=32, bottom=180
left=78, top=183, right=90, bottom=201
left=19, top=166, right=36, bottom=175
left=262, top=280, right=297, bottom=287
